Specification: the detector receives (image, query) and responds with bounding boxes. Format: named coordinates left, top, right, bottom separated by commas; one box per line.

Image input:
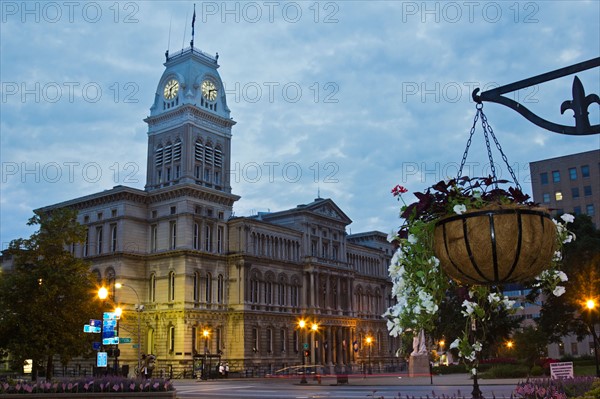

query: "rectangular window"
left=569, top=167, right=577, bottom=180
left=252, top=328, right=259, bottom=352
left=293, top=330, right=299, bottom=353
left=572, top=187, right=580, bottom=199
left=291, top=286, right=298, bottom=307
left=584, top=185, right=592, bottom=196
left=204, top=168, right=211, bottom=182
left=542, top=193, right=550, bottom=203
left=193, top=223, right=200, bottom=250
left=193, top=273, right=199, bottom=302
left=170, top=221, right=177, bottom=249
left=205, top=225, right=212, bottom=252
left=587, top=204, right=595, bottom=216
left=540, top=172, right=549, bottom=185
left=558, top=343, right=565, bottom=356
left=582, top=165, right=590, bottom=178
left=215, top=171, right=221, bottom=186
left=192, top=327, right=197, bottom=354
left=216, top=328, right=222, bottom=354
left=571, top=342, right=578, bottom=355
left=205, top=274, right=212, bottom=303
left=555, top=191, right=563, bottom=201
left=96, top=226, right=103, bottom=254
left=83, top=229, right=89, bottom=257
left=151, top=225, right=158, bottom=252
left=552, top=170, right=560, bottom=183
left=574, top=206, right=582, bottom=215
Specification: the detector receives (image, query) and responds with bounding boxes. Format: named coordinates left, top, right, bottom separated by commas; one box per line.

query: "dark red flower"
left=391, top=185, right=408, bottom=197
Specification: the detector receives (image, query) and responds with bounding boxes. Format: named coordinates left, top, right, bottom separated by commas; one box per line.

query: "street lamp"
left=365, top=336, right=373, bottom=375
left=584, top=298, right=600, bottom=377
left=506, top=340, right=514, bottom=349
left=115, top=282, right=143, bottom=378
left=203, top=329, right=210, bottom=380
left=298, top=319, right=308, bottom=384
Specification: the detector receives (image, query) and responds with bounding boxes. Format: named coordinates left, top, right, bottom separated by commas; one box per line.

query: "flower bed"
left=0, top=377, right=175, bottom=397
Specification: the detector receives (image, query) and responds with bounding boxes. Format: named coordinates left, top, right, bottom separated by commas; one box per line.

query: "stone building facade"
left=36, top=46, right=397, bottom=376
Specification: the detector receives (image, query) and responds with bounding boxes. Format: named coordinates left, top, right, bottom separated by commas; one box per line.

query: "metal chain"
left=481, top=111, right=498, bottom=189
left=481, top=111, right=522, bottom=191
left=457, top=104, right=521, bottom=191
left=457, top=104, right=482, bottom=180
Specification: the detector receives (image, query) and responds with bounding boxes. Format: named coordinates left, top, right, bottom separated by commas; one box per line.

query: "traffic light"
left=303, top=349, right=310, bottom=357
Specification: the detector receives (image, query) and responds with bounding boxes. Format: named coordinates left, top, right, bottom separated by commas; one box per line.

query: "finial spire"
left=190, top=4, right=196, bottom=49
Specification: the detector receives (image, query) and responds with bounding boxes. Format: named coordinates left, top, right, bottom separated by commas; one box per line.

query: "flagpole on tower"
left=190, top=4, right=196, bottom=49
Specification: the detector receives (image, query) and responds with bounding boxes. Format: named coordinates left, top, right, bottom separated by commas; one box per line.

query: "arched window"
left=193, top=222, right=200, bottom=250
left=217, top=274, right=224, bottom=303
left=149, top=273, right=156, bottom=302
left=169, top=271, right=175, bottom=301
left=205, top=272, right=212, bottom=303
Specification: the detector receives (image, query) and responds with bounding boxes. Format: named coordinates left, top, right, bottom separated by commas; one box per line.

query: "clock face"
left=201, top=80, right=218, bottom=102
left=164, top=79, right=179, bottom=99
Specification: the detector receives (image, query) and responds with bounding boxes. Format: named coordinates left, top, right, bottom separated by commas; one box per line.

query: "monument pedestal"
left=409, top=354, right=430, bottom=377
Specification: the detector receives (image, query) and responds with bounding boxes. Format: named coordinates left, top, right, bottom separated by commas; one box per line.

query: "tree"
left=534, top=214, right=600, bottom=343
left=0, top=208, right=105, bottom=380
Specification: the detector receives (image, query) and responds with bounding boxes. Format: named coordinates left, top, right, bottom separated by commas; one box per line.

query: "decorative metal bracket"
left=472, top=57, right=600, bottom=135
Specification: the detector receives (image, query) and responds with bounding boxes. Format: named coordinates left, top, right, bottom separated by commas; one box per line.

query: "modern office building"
left=7, top=45, right=397, bottom=377
left=530, top=149, right=599, bottom=227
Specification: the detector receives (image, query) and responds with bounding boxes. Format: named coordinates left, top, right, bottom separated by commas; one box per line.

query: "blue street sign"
left=102, top=337, right=119, bottom=345
left=97, top=352, right=107, bottom=367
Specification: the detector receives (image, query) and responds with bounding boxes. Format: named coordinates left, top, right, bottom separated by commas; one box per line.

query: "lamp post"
left=584, top=298, right=600, bottom=377
left=365, top=336, right=373, bottom=375
left=115, top=282, right=143, bottom=378
left=203, top=329, right=210, bottom=380
left=298, top=319, right=307, bottom=384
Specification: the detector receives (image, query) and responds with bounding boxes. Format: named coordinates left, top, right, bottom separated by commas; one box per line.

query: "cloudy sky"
left=1, top=1, right=599, bottom=247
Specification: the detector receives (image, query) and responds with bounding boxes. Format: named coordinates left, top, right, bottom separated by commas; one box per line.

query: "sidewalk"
left=185, top=373, right=523, bottom=386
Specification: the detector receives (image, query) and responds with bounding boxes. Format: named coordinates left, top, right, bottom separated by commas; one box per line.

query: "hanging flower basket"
left=433, top=205, right=557, bottom=285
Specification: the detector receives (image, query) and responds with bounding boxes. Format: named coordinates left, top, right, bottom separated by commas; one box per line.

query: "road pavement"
left=172, top=373, right=523, bottom=398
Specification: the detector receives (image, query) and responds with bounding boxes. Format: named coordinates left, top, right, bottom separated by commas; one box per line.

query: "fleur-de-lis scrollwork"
left=560, top=76, right=600, bottom=134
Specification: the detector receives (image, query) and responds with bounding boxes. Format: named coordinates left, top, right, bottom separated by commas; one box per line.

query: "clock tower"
left=144, top=47, right=235, bottom=194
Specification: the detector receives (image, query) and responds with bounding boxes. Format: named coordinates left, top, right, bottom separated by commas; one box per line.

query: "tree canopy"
left=534, top=214, right=600, bottom=344
left=0, top=208, right=105, bottom=380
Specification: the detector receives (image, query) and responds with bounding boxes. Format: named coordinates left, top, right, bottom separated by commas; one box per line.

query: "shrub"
left=572, top=379, right=600, bottom=399
left=530, top=365, right=544, bottom=376
left=432, top=364, right=467, bottom=375
left=482, top=364, right=529, bottom=378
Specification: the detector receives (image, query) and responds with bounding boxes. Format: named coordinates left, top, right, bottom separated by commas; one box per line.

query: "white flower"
left=561, top=213, right=575, bottom=223
left=557, top=271, right=568, bottom=282
left=553, top=286, right=566, bottom=297
left=488, top=293, right=501, bottom=304
left=553, top=251, right=562, bottom=261
left=387, top=232, right=397, bottom=243
left=472, top=341, right=482, bottom=352
left=471, top=368, right=477, bottom=375
left=449, top=338, right=460, bottom=349
left=453, top=204, right=467, bottom=215
left=461, top=300, right=477, bottom=316
left=408, top=234, right=418, bottom=244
